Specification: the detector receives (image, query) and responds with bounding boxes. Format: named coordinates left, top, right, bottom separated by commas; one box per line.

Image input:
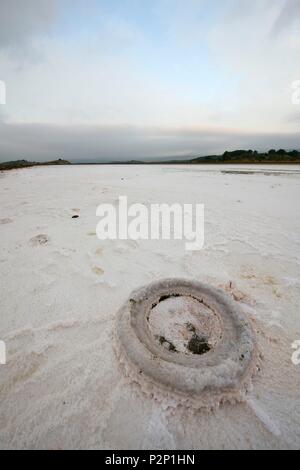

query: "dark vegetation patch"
left=187, top=334, right=211, bottom=355
left=186, top=322, right=196, bottom=333
left=158, top=336, right=177, bottom=353
left=0, top=159, right=71, bottom=171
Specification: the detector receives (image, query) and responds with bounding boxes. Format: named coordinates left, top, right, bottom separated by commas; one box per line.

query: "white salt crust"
left=1, top=165, right=300, bottom=448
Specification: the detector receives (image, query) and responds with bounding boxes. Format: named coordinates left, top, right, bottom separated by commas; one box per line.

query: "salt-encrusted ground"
left=0, top=164, right=300, bottom=449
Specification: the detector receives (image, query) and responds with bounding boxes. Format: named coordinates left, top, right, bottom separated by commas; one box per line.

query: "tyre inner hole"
left=148, top=295, right=222, bottom=355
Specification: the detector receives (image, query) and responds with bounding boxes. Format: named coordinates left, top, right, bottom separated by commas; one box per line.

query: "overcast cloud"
left=0, top=0, right=299, bottom=162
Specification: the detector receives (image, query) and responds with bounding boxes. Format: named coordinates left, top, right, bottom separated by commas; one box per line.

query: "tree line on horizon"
left=1, top=149, right=300, bottom=169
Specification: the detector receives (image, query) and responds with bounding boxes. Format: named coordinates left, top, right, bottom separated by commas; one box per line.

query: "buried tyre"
left=116, top=278, right=259, bottom=408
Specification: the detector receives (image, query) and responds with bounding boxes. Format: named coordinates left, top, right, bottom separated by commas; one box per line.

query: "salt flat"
left=0, top=164, right=300, bottom=449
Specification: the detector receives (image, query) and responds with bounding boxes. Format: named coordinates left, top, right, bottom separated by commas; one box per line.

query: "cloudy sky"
left=0, top=0, right=299, bottom=162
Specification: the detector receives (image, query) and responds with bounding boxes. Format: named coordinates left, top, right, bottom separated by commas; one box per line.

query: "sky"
left=0, top=0, right=299, bottom=162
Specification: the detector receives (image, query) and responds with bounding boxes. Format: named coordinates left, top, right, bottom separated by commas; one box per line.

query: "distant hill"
left=84, top=149, right=300, bottom=165
left=0, top=159, right=71, bottom=171
left=186, top=149, right=300, bottom=164
left=1, top=150, right=300, bottom=169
